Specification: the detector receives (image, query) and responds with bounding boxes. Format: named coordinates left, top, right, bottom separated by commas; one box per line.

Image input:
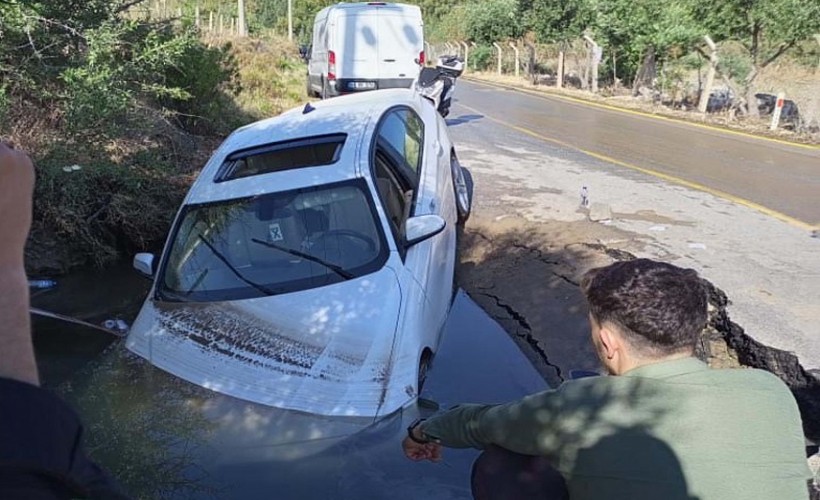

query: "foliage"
left=470, top=45, right=496, bottom=71
left=690, top=0, right=820, bottom=69
left=592, top=0, right=701, bottom=84
left=463, top=0, right=524, bottom=44
left=528, top=0, right=593, bottom=43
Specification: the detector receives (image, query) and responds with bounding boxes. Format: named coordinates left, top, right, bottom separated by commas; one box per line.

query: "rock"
left=588, top=202, right=612, bottom=222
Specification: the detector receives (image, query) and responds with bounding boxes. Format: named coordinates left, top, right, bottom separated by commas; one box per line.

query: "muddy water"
left=33, top=266, right=547, bottom=499
left=31, top=262, right=150, bottom=386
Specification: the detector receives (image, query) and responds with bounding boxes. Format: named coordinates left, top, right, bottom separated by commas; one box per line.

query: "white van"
left=307, top=2, right=424, bottom=98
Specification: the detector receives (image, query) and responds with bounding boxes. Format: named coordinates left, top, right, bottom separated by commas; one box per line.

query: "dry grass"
left=208, top=33, right=308, bottom=120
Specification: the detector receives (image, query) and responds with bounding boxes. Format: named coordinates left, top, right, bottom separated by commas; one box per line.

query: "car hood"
left=126, top=267, right=405, bottom=417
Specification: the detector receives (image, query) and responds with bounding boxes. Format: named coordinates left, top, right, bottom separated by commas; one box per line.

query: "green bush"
left=58, top=20, right=239, bottom=137
left=470, top=45, right=496, bottom=71
left=464, top=0, right=523, bottom=44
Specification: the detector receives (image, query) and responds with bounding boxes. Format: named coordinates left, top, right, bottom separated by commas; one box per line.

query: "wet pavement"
left=444, top=84, right=820, bottom=371
left=35, top=279, right=548, bottom=499
left=456, top=80, right=820, bottom=227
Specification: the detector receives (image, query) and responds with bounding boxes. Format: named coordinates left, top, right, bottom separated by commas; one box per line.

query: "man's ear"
left=598, top=324, right=620, bottom=360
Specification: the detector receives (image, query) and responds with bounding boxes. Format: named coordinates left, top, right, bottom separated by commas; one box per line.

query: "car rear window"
left=216, top=134, right=346, bottom=182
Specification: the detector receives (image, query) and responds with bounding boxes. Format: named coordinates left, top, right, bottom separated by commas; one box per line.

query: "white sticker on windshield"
left=268, top=223, right=284, bottom=242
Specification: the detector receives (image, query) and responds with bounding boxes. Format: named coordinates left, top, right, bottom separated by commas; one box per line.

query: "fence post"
left=770, top=92, right=786, bottom=130
left=424, top=41, right=431, bottom=64
left=697, top=36, right=718, bottom=113
left=493, top=42, right=502, bottom=75
left=461, top=41, right=469, bottom=71
left=195, top=5, right=201, bottom=27
left=557, top=44, right=565, bottom=89
left=583, top=34, right=600, bottom=93
left=508, top=43, right=520, bottom=78
left=470, top=42, right=477, bottom=70
left=209, top=11, right=214, bottom=31
left=814, top=34, right=820, bottom=68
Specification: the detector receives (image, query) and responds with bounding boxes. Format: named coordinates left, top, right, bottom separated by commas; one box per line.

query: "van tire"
left=306, top=77, right=316, bottom=98
left=321, top=79, right=330, bottom=100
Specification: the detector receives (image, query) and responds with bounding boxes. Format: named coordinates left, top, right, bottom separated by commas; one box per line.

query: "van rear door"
left=336, top=11, right=380, bottom=81
left=377, top=7, right=423, bottom=82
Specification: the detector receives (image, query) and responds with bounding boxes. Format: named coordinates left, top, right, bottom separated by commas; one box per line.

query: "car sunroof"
left=215, top=134, right=347, bottom=182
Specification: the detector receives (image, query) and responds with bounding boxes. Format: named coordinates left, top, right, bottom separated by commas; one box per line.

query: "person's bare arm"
left=0, top=142, right=38, bottom=386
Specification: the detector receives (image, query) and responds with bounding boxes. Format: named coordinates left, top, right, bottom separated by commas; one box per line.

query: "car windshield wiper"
left=250, top=238, right=355, bottom=280
left=198, top=235, right=278, bottom=296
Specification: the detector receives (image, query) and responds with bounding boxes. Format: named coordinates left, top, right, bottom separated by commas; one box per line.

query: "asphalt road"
left=445, top=84, right=820, bottom=371
left=454, top=80, right=820, bottom=229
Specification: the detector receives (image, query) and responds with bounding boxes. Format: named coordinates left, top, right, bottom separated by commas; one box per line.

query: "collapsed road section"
left=456, top=217, right=820, bottom=447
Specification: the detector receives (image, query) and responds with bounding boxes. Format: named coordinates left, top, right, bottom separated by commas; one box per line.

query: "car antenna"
left=303, top=102, right=316, bottom=114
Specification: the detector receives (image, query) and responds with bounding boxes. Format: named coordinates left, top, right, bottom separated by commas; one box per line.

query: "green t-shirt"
left=422, top=357, right=810, bottom=500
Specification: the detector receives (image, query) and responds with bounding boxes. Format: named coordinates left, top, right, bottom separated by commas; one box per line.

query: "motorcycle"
left=416, top=55, right=464, bottom=118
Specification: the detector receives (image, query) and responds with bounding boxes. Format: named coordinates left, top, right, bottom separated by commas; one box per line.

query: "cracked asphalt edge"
left=459, top=225, right=820, bottom=444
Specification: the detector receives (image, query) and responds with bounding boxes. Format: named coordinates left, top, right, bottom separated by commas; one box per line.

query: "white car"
left=127, top=88, right=471, bottom=418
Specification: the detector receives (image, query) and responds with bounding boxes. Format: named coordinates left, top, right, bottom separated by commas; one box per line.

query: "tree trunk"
left=744, top=67, right=760, bottom=119
left=632, top=47, right=656, bottom=97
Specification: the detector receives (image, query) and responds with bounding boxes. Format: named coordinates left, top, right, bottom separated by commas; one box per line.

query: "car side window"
left=376, top=109, right=423, bottom=187
left=374, top=149, right=412, bottom=247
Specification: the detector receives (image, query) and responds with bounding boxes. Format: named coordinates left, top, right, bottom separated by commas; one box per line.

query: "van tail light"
left=328, top=50, right=336, bottom=81
left=418, top=50, right=425, bottom=66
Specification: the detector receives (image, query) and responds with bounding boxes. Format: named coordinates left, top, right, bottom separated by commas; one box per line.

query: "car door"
left=372, top=106, right=454, bottom=350
left=371, top=107, right=441, bottom=349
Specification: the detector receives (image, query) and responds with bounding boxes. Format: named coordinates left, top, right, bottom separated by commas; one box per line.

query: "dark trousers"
left=471, top=445, right=569, bottom=500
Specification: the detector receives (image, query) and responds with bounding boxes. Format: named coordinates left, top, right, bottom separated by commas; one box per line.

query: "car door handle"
left=383, top=59, right=396, bottom=62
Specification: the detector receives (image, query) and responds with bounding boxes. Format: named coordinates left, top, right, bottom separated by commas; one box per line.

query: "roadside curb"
left=463, top=76, right=820, bottom=152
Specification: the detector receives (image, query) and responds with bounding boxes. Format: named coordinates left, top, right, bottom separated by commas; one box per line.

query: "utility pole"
left=237, top=0, right=247, bottom=37
left=288, top=0, right=293, bottom=41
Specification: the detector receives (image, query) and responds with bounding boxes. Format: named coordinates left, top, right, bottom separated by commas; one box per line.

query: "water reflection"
left=42, top=288, right=546, bottom=499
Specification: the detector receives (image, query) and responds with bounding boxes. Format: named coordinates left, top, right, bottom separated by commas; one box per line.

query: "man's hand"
left=402, top=429, right=443, bottom=462
left=0, top=141, right=35, bottom=267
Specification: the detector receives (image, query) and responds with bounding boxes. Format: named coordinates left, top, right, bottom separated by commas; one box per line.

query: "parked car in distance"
left=127, top=88, right=471, bottom=419
left=306, top=2, right=424, bottom=99
left=754, top=92, right=800, bottom=127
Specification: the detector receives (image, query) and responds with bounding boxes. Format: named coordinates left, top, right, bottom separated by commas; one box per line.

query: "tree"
left=529, top=0, right=593, bottom=43
left=463, top=0, right=524, bottom=44
left=593, top=0, right=700, bottom=90
left=689, top=0, right=820, bottom=116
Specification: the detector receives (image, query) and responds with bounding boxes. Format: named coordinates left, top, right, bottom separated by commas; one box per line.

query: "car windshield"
left=158, top=179, right=387, bottom=302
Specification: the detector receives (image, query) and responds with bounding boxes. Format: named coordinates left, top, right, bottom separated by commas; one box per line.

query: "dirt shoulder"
left=463, top=73, right=820, bottom=147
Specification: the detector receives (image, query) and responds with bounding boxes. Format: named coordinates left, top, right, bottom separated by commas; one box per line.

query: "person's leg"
left=471, top=445, right=568, bottom=500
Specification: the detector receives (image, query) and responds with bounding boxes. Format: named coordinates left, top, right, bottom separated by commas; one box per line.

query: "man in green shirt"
left=402, top=259, right=810, bottom=499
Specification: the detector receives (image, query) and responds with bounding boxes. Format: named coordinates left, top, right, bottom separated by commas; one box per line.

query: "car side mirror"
left=404, top=215, right=446, bottom=247
left=133, top=253, right=156, bottom=279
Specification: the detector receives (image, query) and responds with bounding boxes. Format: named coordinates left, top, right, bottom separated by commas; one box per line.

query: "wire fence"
left=429, top=39, right=819, bottom=133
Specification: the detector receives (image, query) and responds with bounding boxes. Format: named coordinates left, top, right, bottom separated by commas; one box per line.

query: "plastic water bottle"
left=28, top=279, right=57, bottom=289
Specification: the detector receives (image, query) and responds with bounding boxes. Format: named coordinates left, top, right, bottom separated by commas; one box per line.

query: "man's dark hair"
left=581, top=259, right=707, bottom=356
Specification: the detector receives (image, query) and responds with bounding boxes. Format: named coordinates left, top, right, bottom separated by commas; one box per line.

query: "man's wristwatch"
left=407, top=418, right=432, bottom=444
